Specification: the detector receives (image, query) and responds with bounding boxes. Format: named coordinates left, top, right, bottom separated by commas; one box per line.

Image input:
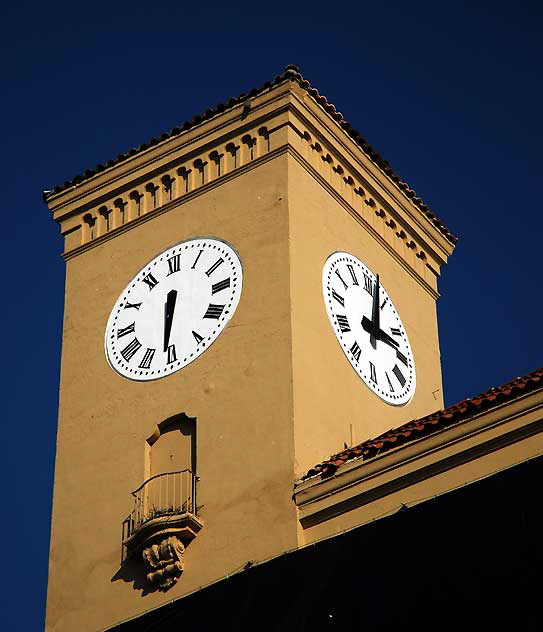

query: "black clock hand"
left=377, top=328, right=400, bottom=349
left=163, top=289, right=178, bottom=352
left=369, top=274, right=380, bottom=349
left=361, top=316, right=400, bottom=350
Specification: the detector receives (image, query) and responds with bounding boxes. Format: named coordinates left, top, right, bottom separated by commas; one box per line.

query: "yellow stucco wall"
left=47, top=157, right=299, bottom=631
left=288, top=154, right=444, bottom=477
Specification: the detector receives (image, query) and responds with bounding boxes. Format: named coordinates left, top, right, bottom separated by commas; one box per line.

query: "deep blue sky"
left=2, top=1, right=541, bottom=629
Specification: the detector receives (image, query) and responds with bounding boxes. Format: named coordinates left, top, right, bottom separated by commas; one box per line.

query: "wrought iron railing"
left=122, top=469, right=196, bottom=542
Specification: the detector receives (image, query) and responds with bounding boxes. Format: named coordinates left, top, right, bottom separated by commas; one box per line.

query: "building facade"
left=44, top=66, right=542, bottom=631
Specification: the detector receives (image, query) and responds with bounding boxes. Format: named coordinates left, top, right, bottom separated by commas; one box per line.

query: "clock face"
left=105, top=237, right=243, bottom=381
left=322, top=252, right=416, bottom=405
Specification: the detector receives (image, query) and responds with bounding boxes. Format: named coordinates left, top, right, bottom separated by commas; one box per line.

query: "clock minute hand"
left=369, top=274, right=380, bottom=349
left=163, top=289, right=178, bottom=352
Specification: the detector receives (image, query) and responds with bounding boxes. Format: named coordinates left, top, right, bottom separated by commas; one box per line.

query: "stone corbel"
left=124, top=513, right=204, bottom=591
left=143, top=536, right=185, bottom=590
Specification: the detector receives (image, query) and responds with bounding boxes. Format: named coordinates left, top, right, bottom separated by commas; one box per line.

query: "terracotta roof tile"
left=303, top=366, right=543, bottom=479
left=43, top=65, right=456, bottom=244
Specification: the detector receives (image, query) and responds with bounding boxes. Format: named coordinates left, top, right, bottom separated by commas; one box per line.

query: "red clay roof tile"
left=303, top=366, right=543, bottom=479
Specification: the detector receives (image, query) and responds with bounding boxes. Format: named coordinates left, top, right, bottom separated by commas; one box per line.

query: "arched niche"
left=145, top=412, right=196, bottom=479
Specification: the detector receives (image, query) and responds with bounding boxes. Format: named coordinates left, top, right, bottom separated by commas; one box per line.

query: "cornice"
left=61, top=145, right=286, bottom=261
left=294, top=389, right=543, bottom=527
left=44, top=66, right=457, bottom=245
left=285, top=145, right=441, bottom=300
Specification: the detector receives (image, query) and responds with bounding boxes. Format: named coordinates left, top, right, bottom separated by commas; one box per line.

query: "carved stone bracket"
left=123, top=513, right=204, bottom=591
left=143, top=536, right=185, bottom=590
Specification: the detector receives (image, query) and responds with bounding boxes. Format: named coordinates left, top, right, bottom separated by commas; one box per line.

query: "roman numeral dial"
left=105, top=238, right=243, bottom=381
left=323, top=251, right=416, bottom=406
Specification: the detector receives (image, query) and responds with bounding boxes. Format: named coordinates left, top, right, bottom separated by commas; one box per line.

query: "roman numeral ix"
left=349, top=341, right=361, bottom=363
left=336, top=314, right=351, bottom=333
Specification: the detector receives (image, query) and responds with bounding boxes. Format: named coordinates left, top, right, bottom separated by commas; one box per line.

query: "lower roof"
left=303, top=366, right=543, bottom=479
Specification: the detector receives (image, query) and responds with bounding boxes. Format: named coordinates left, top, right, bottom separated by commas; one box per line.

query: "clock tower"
left=44, top=66, right=455, bottom=631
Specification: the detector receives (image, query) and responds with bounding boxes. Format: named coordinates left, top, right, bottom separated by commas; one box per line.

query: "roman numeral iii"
left=203, top=304, right=225, bottom=319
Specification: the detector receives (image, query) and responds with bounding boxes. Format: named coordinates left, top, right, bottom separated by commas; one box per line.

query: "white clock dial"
left=105, top=237, right=242, bottom=381
left=322, top=252, right=416, bottom=405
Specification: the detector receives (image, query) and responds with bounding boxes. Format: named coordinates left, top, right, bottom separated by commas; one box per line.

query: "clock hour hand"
left=361, top=316, right=400, bottom=349
left=163, top=289, right=178, bottom=352
left=369, top=274, right=380, bottom=349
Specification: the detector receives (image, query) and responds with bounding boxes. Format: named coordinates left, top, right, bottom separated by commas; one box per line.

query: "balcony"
left=122, top=469, right=203, bottom=590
